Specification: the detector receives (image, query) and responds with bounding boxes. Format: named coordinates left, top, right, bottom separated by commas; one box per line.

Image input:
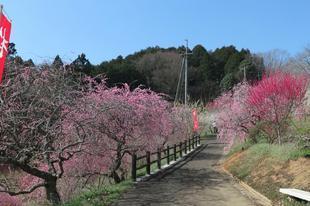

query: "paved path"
left=114, top=138, right=255, bottom=206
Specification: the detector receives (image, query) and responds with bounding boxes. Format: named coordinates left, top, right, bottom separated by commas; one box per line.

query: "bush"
left=289, top=117, right=310, bottom=149
left=246, top=143, right=308, bottom=162
left=226, top=139, right=255, bottom=157
left=62, top=180, right=132, bottom=206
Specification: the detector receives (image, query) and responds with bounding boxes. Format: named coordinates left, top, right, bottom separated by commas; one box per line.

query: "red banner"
left=0, top=11, right=11, bottom=83
left=192, top=109, right=199, bottom=132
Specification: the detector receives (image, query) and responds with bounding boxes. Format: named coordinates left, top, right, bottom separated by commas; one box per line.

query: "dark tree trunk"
left=45, top=177, right=61, bottom=205
left=111, top=171, right=121, bottom=183
left=110, top=142, right=123, bottom=183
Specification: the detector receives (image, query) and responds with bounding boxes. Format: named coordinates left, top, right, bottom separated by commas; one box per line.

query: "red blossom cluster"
left=211, top=71, right=309, bottom=151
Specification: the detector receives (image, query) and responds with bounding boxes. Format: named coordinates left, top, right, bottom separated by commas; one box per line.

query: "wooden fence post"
left=180, top=142, right=183, bottom=157
left=191, top=137, right=194, bottom=150
left=185, top=140, right=187, bottom=154
left=167, top=145, right=170, bottom=165
left=190, top=137, right=193, bottom=150
left=157, top=148, right=161, bottom=169
left=146, top=151, right=151, bottom=175
left=192, top=137, right=194, bottom=149
left=190, top=138, right=192, bottom=150
left=174, top=144, right=177, bottom=161
left=132, top=153, right=137, bottom=181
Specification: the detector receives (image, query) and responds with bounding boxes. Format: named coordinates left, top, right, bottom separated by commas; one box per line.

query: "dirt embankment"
left=223, top=151, right=310, bottom=205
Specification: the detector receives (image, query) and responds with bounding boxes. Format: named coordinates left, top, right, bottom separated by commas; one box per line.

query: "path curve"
left=113, top=138, right=256, bottom=206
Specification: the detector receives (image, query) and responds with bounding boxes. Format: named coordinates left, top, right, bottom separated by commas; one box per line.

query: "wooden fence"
left=131, top=135, right=201, bottom=181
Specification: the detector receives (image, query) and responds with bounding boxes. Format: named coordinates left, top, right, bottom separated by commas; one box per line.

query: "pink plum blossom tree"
left=0, top=67, right=85, bottom=205
left=64, top=80, right=180, bottom=183
left=212, top=82, right=256, bottom=151
left=0, top=66, right=194, bottom=205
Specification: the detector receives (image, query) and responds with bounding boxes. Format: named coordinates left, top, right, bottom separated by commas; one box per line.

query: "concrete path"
left=113, top=138, right=255, bottom=206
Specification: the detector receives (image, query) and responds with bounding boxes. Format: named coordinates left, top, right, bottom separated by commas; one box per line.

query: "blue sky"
left=2, top=0, right=310, bottom=64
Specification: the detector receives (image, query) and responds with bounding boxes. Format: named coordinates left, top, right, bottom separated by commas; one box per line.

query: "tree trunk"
left=277, top=126, right=281, bottom=145
left=110, top=142, right=123, bottom=183
left=111, top=171, right=121, bottom=183
left=45, top=177, right=61, bottom=205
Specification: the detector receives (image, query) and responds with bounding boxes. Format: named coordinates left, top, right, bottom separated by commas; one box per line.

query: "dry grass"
left=223, top=145, right=310, bottom=205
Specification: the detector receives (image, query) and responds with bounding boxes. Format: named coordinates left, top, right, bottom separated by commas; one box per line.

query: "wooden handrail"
left=131, top=135, right=201, bottom=181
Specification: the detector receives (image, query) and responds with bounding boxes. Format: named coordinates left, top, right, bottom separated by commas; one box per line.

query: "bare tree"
left=135, top=51, right=181, bottom=96
left=289, top=46, right=310, bottom=74
left=259, top=49, right=290, bottom=71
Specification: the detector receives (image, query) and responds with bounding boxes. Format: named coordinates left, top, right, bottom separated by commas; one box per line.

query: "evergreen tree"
left=24, top=59, right=35, bottom=67
left=71, top=53, right=93, bottom=75
left=8, top=43, right=17, bottom=57
left=52, top=55, right=64, bottom=69
left=189, top=45, right=207, bottom=67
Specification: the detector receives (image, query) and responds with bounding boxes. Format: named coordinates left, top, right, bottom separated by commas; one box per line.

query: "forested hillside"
left=9, top=44, right=264, bottom=102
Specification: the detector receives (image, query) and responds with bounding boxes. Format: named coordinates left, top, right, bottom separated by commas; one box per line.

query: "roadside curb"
left=222, top=166, right=273, bottom=206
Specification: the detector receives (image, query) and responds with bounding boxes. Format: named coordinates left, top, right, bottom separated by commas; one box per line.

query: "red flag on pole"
left=192, top=109, right=199, bottom=132
left=0, top=7, right=11, bottom=84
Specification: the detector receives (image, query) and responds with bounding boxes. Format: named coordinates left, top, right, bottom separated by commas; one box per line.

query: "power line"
left=174, top=40, right=192, bottom=106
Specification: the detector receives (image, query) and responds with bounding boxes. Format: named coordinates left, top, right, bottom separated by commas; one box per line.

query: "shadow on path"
left=113, top=138, right=255, bottom=206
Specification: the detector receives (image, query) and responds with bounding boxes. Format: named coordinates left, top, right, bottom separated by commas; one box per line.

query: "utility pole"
left=174, top=40, right=192, bottom=106
left=243, top=65, right=247, bottom=82
left=184, top=39, right=188, bottom=105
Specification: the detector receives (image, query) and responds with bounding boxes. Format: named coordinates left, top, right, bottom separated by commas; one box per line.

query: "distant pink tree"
left=212, top=71, right=309, bottom=150
left=64, top=81, right=175, bottom=183
left=212, top=82, right=256, bottom=151
left=169, top=106, right=193, bottom=144
left=247, top=71, right=309, bottom=144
